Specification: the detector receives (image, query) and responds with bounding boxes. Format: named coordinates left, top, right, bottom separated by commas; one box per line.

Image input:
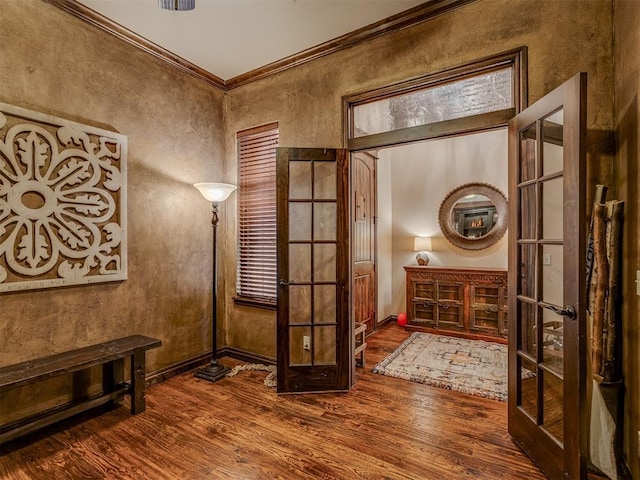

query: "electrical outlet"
left=636, top=270, right=640, bottom=296
left=543, top=253, right=552, bottom=266
left=303, top=335, right=311, bottom=351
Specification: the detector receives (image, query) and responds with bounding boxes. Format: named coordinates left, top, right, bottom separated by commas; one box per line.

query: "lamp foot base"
left=194, top=361, right=231, bottom=382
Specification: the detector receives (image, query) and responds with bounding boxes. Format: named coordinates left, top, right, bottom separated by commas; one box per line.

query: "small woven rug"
left=372, top=332, right=508, bottom=401
left=226, top=363, right=277, bottom=388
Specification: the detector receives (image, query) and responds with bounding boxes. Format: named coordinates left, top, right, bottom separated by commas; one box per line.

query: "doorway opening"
left=355, top=128, right=509, bottom=340
left=344, top=48, right=525, bottom=380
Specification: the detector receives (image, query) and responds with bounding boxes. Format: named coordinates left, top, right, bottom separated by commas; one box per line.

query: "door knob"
left=279, top=279, right=290, bottom=287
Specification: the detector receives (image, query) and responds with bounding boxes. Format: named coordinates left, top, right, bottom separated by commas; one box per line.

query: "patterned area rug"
left=372, top=332, right=508, bottom=401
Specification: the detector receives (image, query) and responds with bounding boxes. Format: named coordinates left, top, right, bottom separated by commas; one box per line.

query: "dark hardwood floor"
left=1, top=323, right=552, bottom=479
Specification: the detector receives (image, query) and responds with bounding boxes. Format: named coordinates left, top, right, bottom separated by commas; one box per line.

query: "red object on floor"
left=397, top=312, right=407, bottom=326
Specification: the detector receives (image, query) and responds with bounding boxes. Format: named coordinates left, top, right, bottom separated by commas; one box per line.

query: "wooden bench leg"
left=73, top=369, right=91, bottom=399
left=130, top=349, right=146, bottom=415
left=103, top=358, right=125, bottom=404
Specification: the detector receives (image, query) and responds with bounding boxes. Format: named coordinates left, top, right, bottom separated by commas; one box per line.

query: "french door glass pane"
left=314, top=244, right=336, bottom=282
left=542, top=109, right=564, bottom=176
left=313, top=203, right=337, bottom=241
left=289, top=285, right=311, bottom=325
left=519, top=244, right=536, bottom=298
left=543, top=370, right=564, bottom=444
left=520, top=125, right=537, bottom=182
left=520, top=355, right=538, bottom=420
left=542, top=178, right=563, bottom=240
left=289, top=161, right=312, bottom=199
left=289, top=244, right=311, bottom=283
left=313, top=161, right=336, bottom=200
left=314, top=326, right=337, bottom=364
left=289, top=202, right=312, bottom=241
left=520, top=184, right=537, bottom=240
left=542, top=309, right=564, bottom=374
left=518, top=300, right=537, bottom=357
left=314, top=285, right=336, bottom=324
left=541, top=244, right=563, bottom=305
left=289, top=326, right=311, bottom=366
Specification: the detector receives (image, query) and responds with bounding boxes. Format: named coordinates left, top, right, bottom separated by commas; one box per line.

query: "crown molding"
left=225, top=0, right=478, bottom=89
left=44, top=0, right=478, bottom=92
left=44, top=0, right=227, bottom=90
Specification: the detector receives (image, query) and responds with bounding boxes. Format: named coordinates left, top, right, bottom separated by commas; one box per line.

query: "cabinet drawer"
left=413, top=282, right=436, bottom=300
left=471, top=285, right=500, bottom=303
left=438, top=301, right=463, bottom=328
left=437, top=282, right=463, bottom=301
left=470, top=303, right=499, bottom=334
left=412, top=300, right=437, bottom=326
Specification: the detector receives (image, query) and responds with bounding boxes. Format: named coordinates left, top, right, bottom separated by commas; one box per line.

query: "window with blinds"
left=236, top=123, right=278, bottom=306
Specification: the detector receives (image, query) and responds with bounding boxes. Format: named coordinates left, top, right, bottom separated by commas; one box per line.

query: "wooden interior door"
left=276, top=147, right=350, bottom=393
left=352, top=151, right=377, bottom=334
left=507, top=73, right=587, bottom=479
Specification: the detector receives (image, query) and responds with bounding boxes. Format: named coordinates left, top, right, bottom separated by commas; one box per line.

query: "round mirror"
left=438, top=183, right=508, bottom=250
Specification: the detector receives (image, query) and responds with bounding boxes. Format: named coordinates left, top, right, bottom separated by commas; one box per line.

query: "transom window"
left=346, top=48, right=526, bottom=150
left=353, top=67, right=513, bottom=137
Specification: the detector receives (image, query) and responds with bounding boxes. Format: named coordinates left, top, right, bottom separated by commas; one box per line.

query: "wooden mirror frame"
left=438, top=183, right=508, bottom=250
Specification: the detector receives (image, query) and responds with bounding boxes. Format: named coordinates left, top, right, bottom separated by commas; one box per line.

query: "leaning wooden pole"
left=603, top=200, right=623, bottom=383
left=586, top=185, right=607, bottom=297
left=587, top=185, right=608, bottom=381
left=591, top=202, right=608, bottom=382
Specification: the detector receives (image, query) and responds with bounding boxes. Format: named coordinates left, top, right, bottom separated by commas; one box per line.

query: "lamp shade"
left=414, top=236, right=432, bottom=252
left=194, top=182, right=237, bottom=203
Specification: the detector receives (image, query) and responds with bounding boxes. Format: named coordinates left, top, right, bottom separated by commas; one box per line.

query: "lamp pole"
left=193, top=183, right=237, bottom=382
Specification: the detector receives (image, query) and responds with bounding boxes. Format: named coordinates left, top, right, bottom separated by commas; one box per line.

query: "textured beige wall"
left=224, top=0, right=615, bottom=357
left=3, top=0, right=631, bottom=468
left=614, top=0, right=640, bottom=476
left=0, top=0, right=228, bottom=419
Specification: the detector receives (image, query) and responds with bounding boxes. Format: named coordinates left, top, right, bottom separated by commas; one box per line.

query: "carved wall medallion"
left=0, top=103, right=127, bottom=292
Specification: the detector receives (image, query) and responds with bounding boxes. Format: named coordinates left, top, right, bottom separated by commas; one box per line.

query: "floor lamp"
left=193, top=182, right=237, bottom=382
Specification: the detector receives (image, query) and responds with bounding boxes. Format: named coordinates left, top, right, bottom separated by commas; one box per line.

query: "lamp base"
left=194, top=360, right=231, bottom=382
left=416, top=252, right=430, bottom=266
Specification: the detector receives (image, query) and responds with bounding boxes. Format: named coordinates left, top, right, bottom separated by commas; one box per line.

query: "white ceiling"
left=77, top=0, right=425, bottom=81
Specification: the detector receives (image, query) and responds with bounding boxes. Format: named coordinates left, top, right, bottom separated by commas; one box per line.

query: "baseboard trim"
left=218, top=347, right=276, bottom=366
left=146, top=352, right=211, bottom=387
left=146, top=348, right=276, bottom=386
left=377, top=315, right=397, bottom=329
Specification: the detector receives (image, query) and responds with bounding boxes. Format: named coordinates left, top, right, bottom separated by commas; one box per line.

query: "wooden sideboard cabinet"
left=404, top=266, right=508, bottom=343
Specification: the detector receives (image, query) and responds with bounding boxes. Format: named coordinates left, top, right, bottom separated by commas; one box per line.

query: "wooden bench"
left=0, top=335, right=161, bottom=445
